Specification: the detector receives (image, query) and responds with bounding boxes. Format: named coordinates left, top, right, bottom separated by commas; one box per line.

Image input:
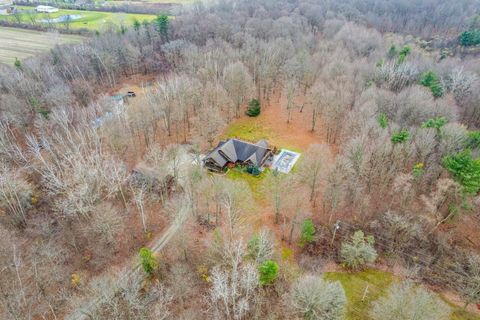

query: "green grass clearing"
left=223, top=120, right=272, bottom=143
left=0, top=6, right=157, bottom=31
left=226, top=165, right=268, bottom=200
left=222, top=115, right=310, bottom=154
left=324, top=269, right=395, bottom=320
left=324, top=269, right=479, bottom=320
left=0, top=27, right=84, bottom=64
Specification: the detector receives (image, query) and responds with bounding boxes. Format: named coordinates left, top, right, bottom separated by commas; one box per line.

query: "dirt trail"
left=68, top=205, right=188, bottom=320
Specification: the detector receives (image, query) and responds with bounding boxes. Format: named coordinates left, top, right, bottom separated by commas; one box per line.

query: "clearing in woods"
left=0, top=27, right=84, bottom=64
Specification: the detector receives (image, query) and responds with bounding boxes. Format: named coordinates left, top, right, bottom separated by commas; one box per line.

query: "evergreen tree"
left=259, top=260, right=279, bottom=285
left=420, top=71, right=443, bottom=97
left=459, top=29, right=480, bottom=46
left=133, top=18, right=141, bottom=31
left=443, top=150, right=480, bottom=194
left=139, top=247, right=158, bottom=276
left=155, top=14, right=169, bottom=40
left=340, top=230, right=377, bottom=270
left=299, top=219, right=316, bottom=247
left=246, top=99, right=261, bottom=117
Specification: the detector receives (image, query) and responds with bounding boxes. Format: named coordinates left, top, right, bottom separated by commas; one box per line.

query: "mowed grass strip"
left=0, top=6, right=157, bottom=30
left=0, top=27, right=84, bottom=64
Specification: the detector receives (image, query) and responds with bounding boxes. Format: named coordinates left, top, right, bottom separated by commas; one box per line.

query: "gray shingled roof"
left=204, top=139, right=269, bottom=167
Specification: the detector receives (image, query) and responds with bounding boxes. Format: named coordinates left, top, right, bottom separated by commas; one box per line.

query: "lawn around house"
left=223, top=120, right=272, bottom=145
left=226, top=165, right=268, bottom=200
left=0, top=6, right=157, bottom=30
left=324, top=270, right=479, bottom=320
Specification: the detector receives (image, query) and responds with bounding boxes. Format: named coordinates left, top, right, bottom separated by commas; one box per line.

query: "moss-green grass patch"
left=324, top=269, right=395, bottom=320
left=223, top=119, right=272, bottom=143
left=226, top=165, right=268, bottom=201
left=324, top=269, right=480, bottom=320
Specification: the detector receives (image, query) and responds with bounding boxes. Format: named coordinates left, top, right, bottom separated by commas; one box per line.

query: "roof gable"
left=204, top=138, right=270, bottom=167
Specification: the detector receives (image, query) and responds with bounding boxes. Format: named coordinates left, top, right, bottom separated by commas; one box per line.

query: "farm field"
left=0, top=6, right=157, bottom=30
left=105, top=0, right=193, bottom=4
left=0, top=27, right=84, bottom=64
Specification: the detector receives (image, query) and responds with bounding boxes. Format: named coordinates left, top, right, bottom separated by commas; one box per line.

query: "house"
left=203, top=138, right=273, bottom=172
left=36, top=5, right=59, bottom=13
left=0, top=2, right=14, bottom=15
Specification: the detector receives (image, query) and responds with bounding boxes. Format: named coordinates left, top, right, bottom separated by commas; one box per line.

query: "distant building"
left=0, top=2, right=14, bottom=15
left=36, top=5, right=59, bottom=13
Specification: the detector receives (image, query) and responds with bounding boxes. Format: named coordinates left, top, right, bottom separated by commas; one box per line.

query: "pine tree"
left=246, top=99, right=261, bottom=117
left=139, top=247, right=158, bottom=276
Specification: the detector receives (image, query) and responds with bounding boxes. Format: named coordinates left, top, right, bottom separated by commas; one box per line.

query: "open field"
left=0, top=6, right=157, bottom=30
left=0, top=26, right=84, bottom=64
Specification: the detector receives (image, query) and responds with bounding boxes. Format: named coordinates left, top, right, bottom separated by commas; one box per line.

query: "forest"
left=0, top=0, right=480, bottom=319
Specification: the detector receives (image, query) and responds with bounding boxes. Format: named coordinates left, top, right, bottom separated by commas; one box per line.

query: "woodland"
left=0, top=0, right=480, bottom=319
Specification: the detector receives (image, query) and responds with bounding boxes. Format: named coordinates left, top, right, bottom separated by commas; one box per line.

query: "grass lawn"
left=223, top=118, right=305, bottom=153
left=0, top=6, right=157, bottom=30
left=324, top=269, right=480, bottom=320
left=324, top=269, right=395, bottom=320
left=226, top=165, right=268, bottom=200
left=223, top=119, right=272, bottom=144
left=0, top=27, right=84, bottom=64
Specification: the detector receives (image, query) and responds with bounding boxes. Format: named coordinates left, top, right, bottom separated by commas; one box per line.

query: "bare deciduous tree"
left=288, top=275, right=346, bottom=320
left=0, top=166, right=32, bottom=227
left=298, top=144, right=332, bottom=206
left=208, top=239, right=259, bottom=320
left=371, top=282, right=450, bottom=320
left=223, top=62, right=254, bottom=118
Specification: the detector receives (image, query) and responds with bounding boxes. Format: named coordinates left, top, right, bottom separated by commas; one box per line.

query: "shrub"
left=14, top=57, right=22, bottom=70
left=259, top=260, right=279, bottom=285
left=377, top=113, right=388, bottom=129
left=299, top=219, right=316, bottom=247
left=398, top=45, right=411, bottom=63
left=391, top=129, right=410, bottom=144
left=466, top=131, right=480, bottom=150
left=399, top=45, right=411, bottom=56
left=139, top=247, right=158, bottom=276
left=246, top=165, right=261, bottom=176
left=421, top=117, right=448, bottom=130
left=387, top=44, right=397, bottom=59
left=412, top=162, right=425, bottom=178
left=371, top=282, right=450, bottom=320
left=246, top=98, right=261, bottom=117
left=443, top=150, right=480, bottom=194
left=340, top=230, right=377, bottom=270
left=289, top=275, right=346, bottom=320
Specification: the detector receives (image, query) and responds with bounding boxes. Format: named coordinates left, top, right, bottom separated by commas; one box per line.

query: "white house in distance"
left=0, top=1, right=14, bottom=15
left=36, top=5, right=59, bottom=13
